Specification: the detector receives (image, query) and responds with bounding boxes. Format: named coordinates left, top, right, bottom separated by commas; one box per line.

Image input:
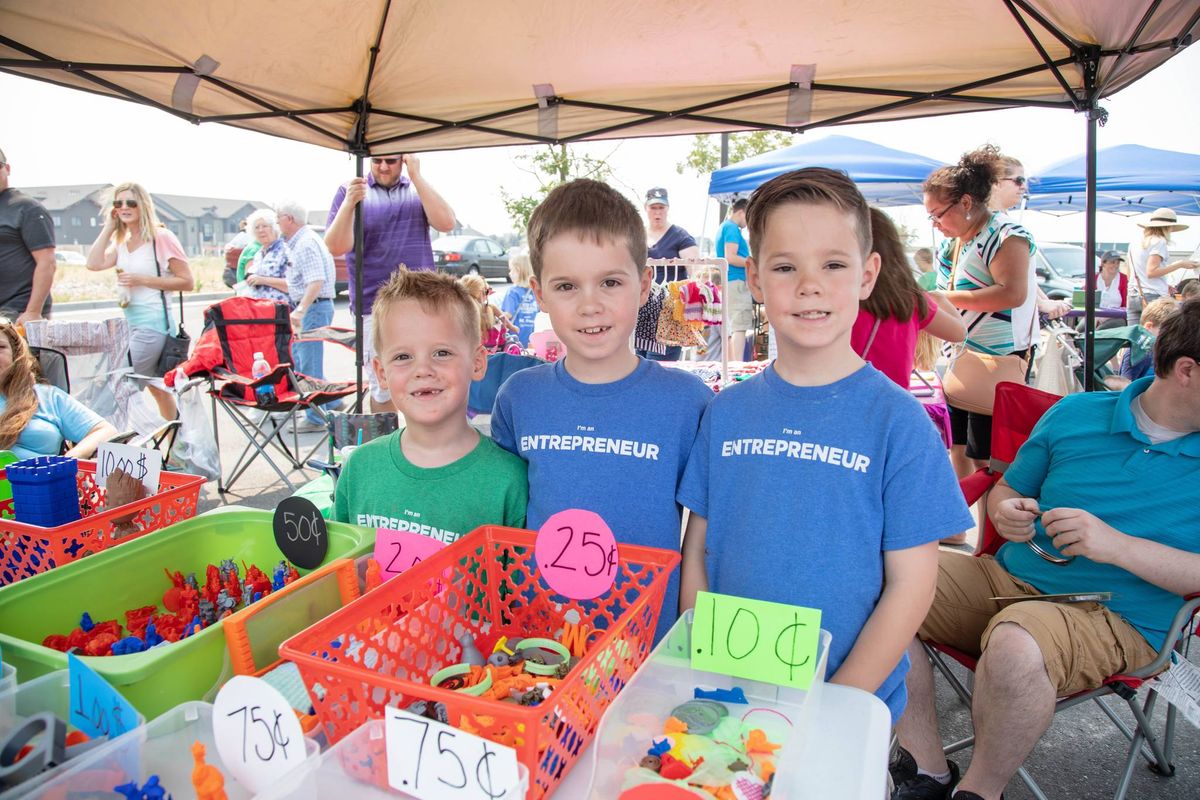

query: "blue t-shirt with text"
left=500, top=286, right=540, bottom=347
left=715, top=219, right=750, bottom=282
left=492, top=359, right=712, bottom=640
left=678, top=364, right=972, bottom=720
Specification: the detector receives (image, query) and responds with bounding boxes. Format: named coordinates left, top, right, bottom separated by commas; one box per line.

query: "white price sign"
left=213, top=675, right=307, bottom=793
left=96, top=441, right=161, bottom=493
left=385, top=705, right=521, bottom=800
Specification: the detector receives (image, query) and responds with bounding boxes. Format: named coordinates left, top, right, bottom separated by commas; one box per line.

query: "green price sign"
left=691, top=591, right=822, bottom=690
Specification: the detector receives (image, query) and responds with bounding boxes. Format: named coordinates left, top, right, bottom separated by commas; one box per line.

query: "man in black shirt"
left=0, top=147, right=55, bottom=323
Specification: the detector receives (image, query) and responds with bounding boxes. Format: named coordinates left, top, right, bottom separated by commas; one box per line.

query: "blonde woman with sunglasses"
left=86, top=182, right=194, bottom=421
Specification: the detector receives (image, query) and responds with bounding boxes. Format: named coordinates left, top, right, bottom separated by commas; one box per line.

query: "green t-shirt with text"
left=333, top=429, right=528, bottom=541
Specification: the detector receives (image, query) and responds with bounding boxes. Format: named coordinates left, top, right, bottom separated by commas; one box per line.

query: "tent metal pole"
left=353, top=153, right=365, bottom=413
left=1082, top=46, right=1103, bottom=391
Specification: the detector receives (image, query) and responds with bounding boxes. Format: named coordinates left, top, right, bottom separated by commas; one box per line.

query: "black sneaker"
left=893, top=761, right=960, bottom=800
left=950, top=790, right=1000, bottom=800
left=889, top=746, right=918, bottom=786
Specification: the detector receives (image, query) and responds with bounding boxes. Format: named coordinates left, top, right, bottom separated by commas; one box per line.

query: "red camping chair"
left=168, top=297, right=358, bottom=494
left=924, top=381, right=1200, bottom=800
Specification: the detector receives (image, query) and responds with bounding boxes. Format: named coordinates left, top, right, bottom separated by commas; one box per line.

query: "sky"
left=2, top=43, right=1198, bottom=252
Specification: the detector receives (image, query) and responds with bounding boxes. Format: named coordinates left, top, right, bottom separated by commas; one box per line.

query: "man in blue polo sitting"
left=892, top=298, right=1200, bottom=800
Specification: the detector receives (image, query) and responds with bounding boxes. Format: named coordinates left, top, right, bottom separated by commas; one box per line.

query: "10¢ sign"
left=534, top=509, right=619, bottom=600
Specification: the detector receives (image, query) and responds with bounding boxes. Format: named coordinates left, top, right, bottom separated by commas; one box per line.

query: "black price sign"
left=273, top=496, right=328, bottom=569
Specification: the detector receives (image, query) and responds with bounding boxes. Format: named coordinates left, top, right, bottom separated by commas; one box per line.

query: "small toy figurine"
left=694, top=686, right=748, bottom=705
left=111, top=636, right=146, bottom=656
left=638, top=755, right=662, bottom=772
left=144, top=622, right=163, bottom=648
left=219, top=559, right=239, bottom=584
left=364, top=558, right=383, bottom=591
left=185, top=572, right=200, bottom=592
left=744, top=729, right=780, bottom=755
left=214, top=589, right=237, bottom=619
left=204, top=565, right=222, bottom=604
left=197, top=598, right=216, bottom=628
left=140, top=774, right=170, bottom=800
left=191, top=742, right=226, bottom=800
left=459, top=633, right=485, bottom=666
left=113, top=782, right=141, bottom=800
left=658, top=753, right=699, bottom=780
left=79, top=612, right=95, bottom=632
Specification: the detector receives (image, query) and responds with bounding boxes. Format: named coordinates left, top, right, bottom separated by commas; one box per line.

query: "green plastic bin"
left=0, top=510, right=374, bottom=719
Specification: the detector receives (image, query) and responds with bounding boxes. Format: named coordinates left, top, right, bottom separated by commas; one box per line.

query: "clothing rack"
left=645, top=257, right=731, bottom=386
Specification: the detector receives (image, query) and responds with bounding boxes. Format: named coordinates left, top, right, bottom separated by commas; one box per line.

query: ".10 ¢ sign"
left=534, top=509, right=619, bottom=600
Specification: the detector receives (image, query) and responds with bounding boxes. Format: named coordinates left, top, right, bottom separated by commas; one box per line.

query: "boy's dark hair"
left=924, top=144, right=1003, bottom=207
left=1178, top=278, right=1200, bottom=299
left=862, top=207, right=927, bottom=323
left=730, top=198, right=749, bottom=212
left=745, top=167, right=872, bottom=257
left=1152, top=298, right=1197, bottom=376
left=527, top=179, right=647, bottom=282
left=370, top=267, right=481, bottom=353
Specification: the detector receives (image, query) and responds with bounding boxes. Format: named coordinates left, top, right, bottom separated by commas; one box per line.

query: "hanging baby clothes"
left=657, top=281, right=704, bottom=347
left=635, top=282, right=668, bottom=356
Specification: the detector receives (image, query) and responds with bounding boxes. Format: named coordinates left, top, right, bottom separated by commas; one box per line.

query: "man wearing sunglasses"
left=324, top=153, right=456, bottom=411
left=0, top=147, right=56, bottom=325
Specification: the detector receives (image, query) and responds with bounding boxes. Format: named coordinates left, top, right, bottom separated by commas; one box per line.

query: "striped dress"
left=936, top=211, right=1036, bottom=355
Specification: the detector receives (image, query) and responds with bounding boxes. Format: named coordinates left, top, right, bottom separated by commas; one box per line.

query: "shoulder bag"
left=152, top=234, right=192, bottom=375
left=941, top=238, right=1033, bottom=415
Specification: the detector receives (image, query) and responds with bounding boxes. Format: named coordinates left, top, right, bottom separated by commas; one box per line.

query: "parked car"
left=54, top=250, right=87, bottom=265
left=1035, top=242, right=1098, bottom=300
left=432, top=236, right=510, bottom=279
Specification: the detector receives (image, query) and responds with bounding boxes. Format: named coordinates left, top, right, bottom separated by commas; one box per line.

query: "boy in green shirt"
left=333, top=269, right=527, bottom=540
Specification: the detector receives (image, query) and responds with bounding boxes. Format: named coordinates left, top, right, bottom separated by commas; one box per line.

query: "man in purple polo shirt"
left=325, top=153, right=456, bottom=411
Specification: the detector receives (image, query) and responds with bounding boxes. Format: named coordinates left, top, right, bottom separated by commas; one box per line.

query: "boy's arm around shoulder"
left=679, top=513, right=709, bottom=616
left=830, top=541, right=939, bottom=694
left=489, top=372, right=521, bottom=454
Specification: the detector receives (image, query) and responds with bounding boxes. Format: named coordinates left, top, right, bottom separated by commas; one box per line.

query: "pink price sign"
left=373, top=528, right=448, bottom=581
left=534, top=509, right=619, bottom=600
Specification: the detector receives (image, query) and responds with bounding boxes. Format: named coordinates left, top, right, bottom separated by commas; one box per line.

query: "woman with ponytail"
left=0, top=322, right=116, bottom=459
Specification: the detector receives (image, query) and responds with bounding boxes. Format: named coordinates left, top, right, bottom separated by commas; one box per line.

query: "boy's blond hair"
left=526, top=179, right=647, bottom=282
left=746, top=167, right=872, bottom=258
left=1141, top=297, right=1178, bottom=329
left=508, top=251, right=533, bottom=287
left=370, top=268, right=481, bottom=353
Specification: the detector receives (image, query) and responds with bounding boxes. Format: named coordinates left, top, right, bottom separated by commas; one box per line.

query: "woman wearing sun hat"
left=1126, top=207, right=1187, bottom=325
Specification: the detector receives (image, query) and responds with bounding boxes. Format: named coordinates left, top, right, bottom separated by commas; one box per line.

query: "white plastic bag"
left=167, top=384, right=220, bottom=480
left=1033, top=328, right=1082, bottom=396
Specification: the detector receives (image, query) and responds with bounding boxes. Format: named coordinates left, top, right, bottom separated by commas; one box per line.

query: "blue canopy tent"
left=1026, top=144, right=1200, bottom=215
left=707, top=135, right=946, bottom=206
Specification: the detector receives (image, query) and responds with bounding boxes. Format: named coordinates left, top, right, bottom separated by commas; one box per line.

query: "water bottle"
left=251, top=352, right=277, bottom=406
left=116, top=268, right=131, bottom=308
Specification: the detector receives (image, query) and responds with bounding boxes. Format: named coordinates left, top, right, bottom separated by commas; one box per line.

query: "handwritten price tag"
left=691, top=591, right=822, bottom=690
left=385, top=705, right=521, bottom=800
left=534, top=509, right=619, bottom=600
left=95, top=442, right=161, bottom=494
left=374, top=528, right=447, bottom=581
left=68, top=652, right=139, bottom=739
left=272, top=496, right=329, bottom=569
left=213, top=675, right=307, bottom=793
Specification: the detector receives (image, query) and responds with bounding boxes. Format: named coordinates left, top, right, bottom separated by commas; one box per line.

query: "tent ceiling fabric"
left=0, top=0, right=1196, bottom=153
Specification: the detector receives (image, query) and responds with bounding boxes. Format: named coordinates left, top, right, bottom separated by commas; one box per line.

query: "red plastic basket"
left=0, top=460, right=205, bottom=585
left=280, top=525, right=679, bottom=799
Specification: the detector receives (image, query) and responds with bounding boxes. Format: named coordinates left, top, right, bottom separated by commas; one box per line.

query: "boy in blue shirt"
left=491, top=180, right=712, bottom=640
left=678, top=168, right=972, bottom=721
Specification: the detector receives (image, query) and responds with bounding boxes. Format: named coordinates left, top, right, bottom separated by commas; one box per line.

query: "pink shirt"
left=851, top=295, right=938, bottom=387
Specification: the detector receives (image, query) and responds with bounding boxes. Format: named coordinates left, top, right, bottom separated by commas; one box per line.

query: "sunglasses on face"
left=112, top=199, right=139, bottom=209
left=371, top=157, right=401, bottom=166
left=1005, top=176, right=1028, bottom=187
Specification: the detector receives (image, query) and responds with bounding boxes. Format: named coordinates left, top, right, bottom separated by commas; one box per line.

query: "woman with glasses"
left=0, top=320, right=116, bottom=459
left=86, top=183, right=195, bottom=421
left=925, top=145, right=1035, bottom=486
left=242, top=209, right=291, bottom=305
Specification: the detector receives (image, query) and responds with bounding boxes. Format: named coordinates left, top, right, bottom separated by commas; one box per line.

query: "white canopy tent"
left=2, top=0, right=1196, bottom=388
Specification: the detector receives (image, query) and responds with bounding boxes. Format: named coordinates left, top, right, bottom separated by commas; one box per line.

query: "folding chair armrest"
left=1109, top=594, right=1200, bottom=683
left=959, top=467, right=1001, bottom=507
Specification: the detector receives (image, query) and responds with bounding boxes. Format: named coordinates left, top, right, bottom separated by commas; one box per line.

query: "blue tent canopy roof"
left=707, top=134, right=946, bottom=206
left=1026, top=144, right=1200, bottom=216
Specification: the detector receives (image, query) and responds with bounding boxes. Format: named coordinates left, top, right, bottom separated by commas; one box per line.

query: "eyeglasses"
left=927, top=199, right=959, bottom=222
left=112, top=199, right=139, bottom=209
left=1004, top=176, right=1028, bottom=187
left=371, top=157, right=401, bottom=166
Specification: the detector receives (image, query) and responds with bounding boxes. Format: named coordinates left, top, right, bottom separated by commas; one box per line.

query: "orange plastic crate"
left=280, top=525, right=679, bottom=800
left=0, top=460, right=205, bottom=585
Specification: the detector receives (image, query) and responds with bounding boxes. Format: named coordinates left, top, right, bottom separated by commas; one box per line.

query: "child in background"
left=677, top=168, right=971, bottom=721
left=1106, top=297, right=1179, bottom=389
left=334, top=270, right=527, bottom=539
left=502, top=252, right=540, bottom=348
left=491, top=179, right=712, bottom=641
left=853, top=208, right=965, bottom=387
left=461, top=274, right=519, bottom=354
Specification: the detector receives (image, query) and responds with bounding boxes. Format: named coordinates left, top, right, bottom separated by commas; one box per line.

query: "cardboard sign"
left=385, top=704, right=521, bottom=800
left=273, top=496, right=328, bottom=569
left=95, top=442, right=161, bottom=494
left=213, top=675, right=307, bottom=793
left=68, top=652, right=138, bottom=739
left=534, top=509, right=618, bottom=600
left=691, top=591, right=822, bottom=690
left=374, top=528, right=447, bottom=581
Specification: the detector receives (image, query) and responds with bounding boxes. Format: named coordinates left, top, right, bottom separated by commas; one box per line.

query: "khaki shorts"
left=920, top=553, right=1158, bottom=696
left=726, top=279, right=754, bottom=330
